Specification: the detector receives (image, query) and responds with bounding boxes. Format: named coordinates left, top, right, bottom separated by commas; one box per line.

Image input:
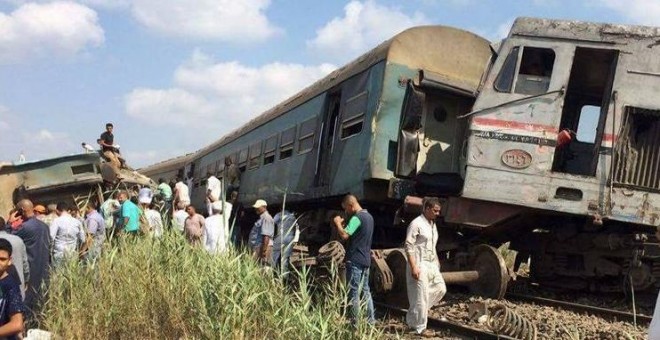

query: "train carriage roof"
left=148, top=25, right=491, bottom=168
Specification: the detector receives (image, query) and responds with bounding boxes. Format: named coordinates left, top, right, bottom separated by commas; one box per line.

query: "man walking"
left=405, top=197, right=446, bottom=337
left=249, top=199, right=274, bottom=265
left=332, top=194, right=375, bottom=324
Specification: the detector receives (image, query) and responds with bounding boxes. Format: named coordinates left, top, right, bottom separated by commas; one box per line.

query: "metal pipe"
left=442, top=270, right=480, bottom=284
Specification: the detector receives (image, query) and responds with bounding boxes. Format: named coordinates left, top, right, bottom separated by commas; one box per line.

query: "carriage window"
left=341, top=91, right=367, bottom=139
left=494, top=46, right=519, bottom=93
left=279, top=127, right=295, bottom=160
left=215, top=159, right=222, bottom=176
left=298, top=118, right=316, bottom=154
left=248, top=142, right=262, bottom=170
left=576, top=105, right=600, bottom=143
left=514, top=47, right=555, bottom=95
left=263, top=135, right=277, bottom=165
left=238, top=149, right=248, bottom=172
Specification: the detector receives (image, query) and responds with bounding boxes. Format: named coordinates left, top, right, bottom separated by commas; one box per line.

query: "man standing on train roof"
left=174, top=177, right=191, bottom=210
left=404, top=197, right=446, bottom=338
left=248, top=199, right=274, bottom=265
left=206, top=171, right=221, bottom=216
left=98, top=123, right=123, bottom=170
left=332, top=194, right=375, bottom=325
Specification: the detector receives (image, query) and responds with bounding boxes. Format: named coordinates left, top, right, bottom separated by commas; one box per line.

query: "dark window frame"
left=340, top=91, right=367, bottom=140
left=248, top=141, right=262, bottom=170
left=298, top=118, right=317, bottom=154
left=263, top=134, right=277, bottom=165
left=279, top=126, right=296, bottom=160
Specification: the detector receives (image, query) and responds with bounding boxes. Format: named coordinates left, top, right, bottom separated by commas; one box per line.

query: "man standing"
left=404, top=197, right=446, bottom=337
left=203, top=201, right=226, bottom=254
left=248, top=199, right=274, bottom=265
left=174, top=177, right=191, bottom=210
left=172, top=205, right=188, bottom=234
left=0, top=224, right=29, bottom=299
left=42, top=204, right=57, bottom=227
left=272, top=210, right=298, bottom=275
left=98, top=123, right=122, bottom=170
left=206, top=171, right=221, bottom=216
left=33, top=205, right=47, bottom=223
left=49, top=202, right=86, bottom=267
left=83, top=201, right=106, bottom=263
left=332, top=194, right=375, bottom=324
left=157, top=178, right=173, bottom=218
left=8, top=199, right=50, bottom=318
left=117, top=191, right=140, bottom=235
left=184, top=205, right=205, bottom=245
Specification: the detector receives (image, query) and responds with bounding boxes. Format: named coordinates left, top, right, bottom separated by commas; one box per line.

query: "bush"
left=38, top=232, right=381, bottom=339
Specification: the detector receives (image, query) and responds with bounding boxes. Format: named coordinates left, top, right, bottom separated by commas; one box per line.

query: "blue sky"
left=0, top=0, right=654, bottom=167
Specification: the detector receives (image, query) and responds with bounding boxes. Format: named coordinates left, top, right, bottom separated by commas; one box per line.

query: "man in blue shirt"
left=118, top=191, right=139, bottom=234
left=332, top=194, right=375, bottom=325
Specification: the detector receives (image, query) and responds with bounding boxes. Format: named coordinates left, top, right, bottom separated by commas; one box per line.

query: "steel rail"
left=375, top=302, right=516, bottom=340
left=506, top=293, right=653, bottom=324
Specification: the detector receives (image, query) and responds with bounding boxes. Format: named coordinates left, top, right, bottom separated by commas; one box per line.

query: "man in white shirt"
left=203, top=201, right=226, bottom=254
left=172, top=205, right=188, bottom=234
left=174, top=177, right=190, bottom=209
left=206, top=171, right=221, bottom=216
left=404, top=197, right=446, bottom=337
left=50, top=202, right=85, bottom=267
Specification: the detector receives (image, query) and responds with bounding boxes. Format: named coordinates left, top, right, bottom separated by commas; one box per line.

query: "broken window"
left=263, top=135, right=277, bottom=165
left=279, top=127, right=295, bottom=160
left=494, top=46, right=519, bottom=93
left=248, top=142, right=262, bottom=170
left=298, top=118, right=316, bottom=154
left=341, top=91, right=367, bottom=139
left=71, top=163, right=95, bottom=175
left=613, top=107, right=660, bottom=191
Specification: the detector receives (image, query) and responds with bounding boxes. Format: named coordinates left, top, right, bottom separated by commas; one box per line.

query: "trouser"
left=272, top=235, right=295, bottom=275
left=406, top=259, right=447, bottom=333
left=103, top=150, right=122, bottom=169
left=346, top=261, right=375, bottom=324
left=252, top=245, right=273, bottom=266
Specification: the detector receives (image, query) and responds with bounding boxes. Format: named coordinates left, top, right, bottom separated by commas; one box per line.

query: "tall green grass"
left=38, top=231, right=382, bottom=339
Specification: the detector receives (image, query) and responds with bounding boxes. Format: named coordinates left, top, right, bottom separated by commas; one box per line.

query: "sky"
left=0, top=0, right=655, bottom=168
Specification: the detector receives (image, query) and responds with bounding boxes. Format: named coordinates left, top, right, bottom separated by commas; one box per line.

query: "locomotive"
left=140, top=17, right=660, bottom=297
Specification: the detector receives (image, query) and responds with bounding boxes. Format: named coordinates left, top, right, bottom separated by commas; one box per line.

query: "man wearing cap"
left=41, top=204, right=57, bottom=227
left=248, top=199, right=274, bottom=265
left=33, top=205, right=47, bottom=224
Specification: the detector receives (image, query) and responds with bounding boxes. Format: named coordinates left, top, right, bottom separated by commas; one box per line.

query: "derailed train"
left=140, top=17, right=660, bottom=297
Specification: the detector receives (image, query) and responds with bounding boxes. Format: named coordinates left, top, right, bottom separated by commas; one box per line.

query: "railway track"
left=375, top=302, right=517, bottom=340
left=505, top=293, right=653, bottom=325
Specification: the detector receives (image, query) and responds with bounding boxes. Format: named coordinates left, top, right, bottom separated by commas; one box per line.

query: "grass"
left=38, top=230, right=383, bottom=339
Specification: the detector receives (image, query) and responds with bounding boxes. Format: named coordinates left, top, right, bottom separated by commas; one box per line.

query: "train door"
left=551, top=48, right=618, bottom=176
left=315, top=91, right=342, bottom=187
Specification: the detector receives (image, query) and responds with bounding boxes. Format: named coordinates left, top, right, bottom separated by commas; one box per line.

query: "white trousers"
left=650, top=291, right=660, bottom=340
left=406, top=260, right=447, bottom=333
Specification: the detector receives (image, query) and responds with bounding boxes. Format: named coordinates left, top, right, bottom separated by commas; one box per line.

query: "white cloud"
left=307, top=0, right=428, bottom=63
left=125, top=51, right=336, bottom=132
left=595, top=0, right=660, bottom=25
left=0, top=1, right=104, bottom=63
left=130, top=0, right=280, bottom=41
